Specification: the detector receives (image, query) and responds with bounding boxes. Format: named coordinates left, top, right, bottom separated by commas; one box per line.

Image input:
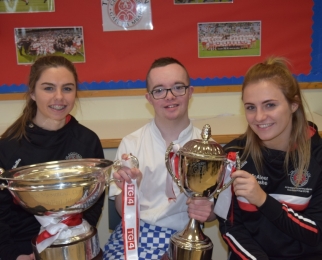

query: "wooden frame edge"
left=101, top=131, right=322, bottom=148
left=0, top=82, right=321, bottom=101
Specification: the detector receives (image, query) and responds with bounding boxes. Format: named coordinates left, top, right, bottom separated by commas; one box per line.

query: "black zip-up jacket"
left=219, top=122, right=322, bottom=260
left=0, top=116, right=105, bottom=260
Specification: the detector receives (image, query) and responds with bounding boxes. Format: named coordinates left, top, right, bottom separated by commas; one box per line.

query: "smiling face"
left=145, top=63, right=193, bottom=125
left=243, top=80, right=298, bottom=151
left=30, top=66, right=77, bottom=131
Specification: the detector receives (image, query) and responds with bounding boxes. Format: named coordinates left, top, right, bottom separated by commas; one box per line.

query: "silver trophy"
left=163, top=124, right=239, bottom=260
left=0, top=156, right=138, bottom=260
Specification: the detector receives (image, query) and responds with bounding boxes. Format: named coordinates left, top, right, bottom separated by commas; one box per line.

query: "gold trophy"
left=0, top=157, right=138, bottom=260
left=163, top=124, right=239, bottom=260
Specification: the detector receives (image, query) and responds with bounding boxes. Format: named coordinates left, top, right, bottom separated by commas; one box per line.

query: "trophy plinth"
left=164, top=124, right=238, bottom=260
left=167, top=218, right=213, bottom=260
left=31, top=226, right=101, bottom=260
left=0, top=157, right=138, bottom=260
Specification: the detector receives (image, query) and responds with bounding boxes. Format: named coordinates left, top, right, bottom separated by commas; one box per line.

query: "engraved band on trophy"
left=163, top=124, right=240, bottom=260
left=0, top=156, right=139, bottom=260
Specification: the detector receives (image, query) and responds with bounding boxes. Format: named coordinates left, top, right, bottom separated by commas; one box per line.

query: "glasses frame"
left=149, top=85, right=190, bottom=100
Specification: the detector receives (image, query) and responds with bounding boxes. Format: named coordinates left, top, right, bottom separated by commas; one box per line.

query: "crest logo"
left=108, top=0, right=145, bottom=28
left=65, top=152, right=82, bottom=160
left=289, top=170, right=311, bottom=187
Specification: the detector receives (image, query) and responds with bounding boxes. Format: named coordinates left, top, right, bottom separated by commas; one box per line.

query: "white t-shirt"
left=109, top=120, right=201, bottom=231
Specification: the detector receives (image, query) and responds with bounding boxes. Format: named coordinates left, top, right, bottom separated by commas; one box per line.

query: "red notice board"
left=0, top=0, right=315, bottom=89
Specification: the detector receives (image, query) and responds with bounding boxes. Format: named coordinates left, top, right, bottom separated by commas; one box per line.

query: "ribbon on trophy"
left=35, top=213, right=87, bottom=253
left=214, top=151, right=238, bottom=220
left=34, top=179, right=102, bottom=253
left=165, top=143, right=181, bottom=201
left=121, top=155, right=140, bottom=260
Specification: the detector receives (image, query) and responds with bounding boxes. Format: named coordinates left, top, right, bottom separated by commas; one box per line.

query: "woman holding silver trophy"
left=0, top=56, right=105, bottom=260
left=219, top=57, right=322, bottom=259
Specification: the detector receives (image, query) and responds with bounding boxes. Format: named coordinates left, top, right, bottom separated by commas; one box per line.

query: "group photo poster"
left=198, top=21, right=261, bottom=58
left=101, top=0, right=153, bottom=31
left=0, top=0, right=54, bottom=13
left=174, top=0, right=232, bottom=4
left=15, top=27, right=85, bottom=65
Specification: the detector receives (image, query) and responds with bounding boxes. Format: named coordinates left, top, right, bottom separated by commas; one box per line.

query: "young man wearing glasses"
left=103, top=57, right=216, bottom=260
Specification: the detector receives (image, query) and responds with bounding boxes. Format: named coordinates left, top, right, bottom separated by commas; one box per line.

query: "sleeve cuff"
left=257, top=194, right=283, bottom=221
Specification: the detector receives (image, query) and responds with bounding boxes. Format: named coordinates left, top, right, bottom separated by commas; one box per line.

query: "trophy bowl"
left=163, top=124, right=239, bottom=260
left=0, top=157, right=138, bottom=260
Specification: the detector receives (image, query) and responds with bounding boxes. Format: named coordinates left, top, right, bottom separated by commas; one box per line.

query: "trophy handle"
left=105, top=154, right=140, bottom=187
left=165, top=142, right=185, bottom=193
left=113, top=153, right=139, bottom=171
left=214, top=153, right=240, bottom=199
left=0, top=168, right=8, bottom=190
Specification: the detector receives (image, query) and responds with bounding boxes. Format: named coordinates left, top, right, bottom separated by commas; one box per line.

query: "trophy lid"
left=179, top=124, right=226, bottom=160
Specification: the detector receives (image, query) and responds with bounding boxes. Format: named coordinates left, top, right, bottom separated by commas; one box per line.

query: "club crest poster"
left=101, top=0, right=153, bottom=31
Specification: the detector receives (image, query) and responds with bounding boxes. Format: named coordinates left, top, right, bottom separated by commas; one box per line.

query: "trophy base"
left=162, top=218, right=213, bottom=260
left=31, top=227, right=102, bottom=260
left=161, top=249, right=212, bottom=260
left=162, top=238, right=213, bottom=260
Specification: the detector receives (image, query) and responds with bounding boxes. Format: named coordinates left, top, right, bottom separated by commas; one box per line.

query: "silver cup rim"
left=0, top=158, right=113, bottom=182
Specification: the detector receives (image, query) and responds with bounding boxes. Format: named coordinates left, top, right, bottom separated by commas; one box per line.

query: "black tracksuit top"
left=0, top=116, right=105, bottom=260
left=219, top=122, right=322, bottom=260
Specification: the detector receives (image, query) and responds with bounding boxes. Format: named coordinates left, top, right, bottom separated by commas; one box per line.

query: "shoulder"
left=309, top=123, right=322, bottom=166
left=120, top=122, right=151, bottom=145
left=192, top=126, right=202, bottom=135
left=0, top=136, right=19, bottom=153
left=309, top=121, right=321, bottom=146
left=116, top=123, right=152, bottom=157
left=223, top=136, right=245, bottom=152
left=68, top=117, right=100, bottom=142
left=0, top=137, right=19, bottom=169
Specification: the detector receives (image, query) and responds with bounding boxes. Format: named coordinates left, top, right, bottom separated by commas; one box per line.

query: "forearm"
left=219, top=218, right=269, bottom=260
left=258, top=195, right=322, bottom=246
left=206, top=211, right=217, bottom=222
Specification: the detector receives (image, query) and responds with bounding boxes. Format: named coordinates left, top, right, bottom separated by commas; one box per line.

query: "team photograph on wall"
left=15, top=27, right=85, bottom=65
left=0, top=0, right=54, bottom=13
left=198, top=21, right=261, bottom=58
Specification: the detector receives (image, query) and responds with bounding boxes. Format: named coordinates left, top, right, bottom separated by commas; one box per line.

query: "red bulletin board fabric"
left=0, top=0, right=313, bottom=86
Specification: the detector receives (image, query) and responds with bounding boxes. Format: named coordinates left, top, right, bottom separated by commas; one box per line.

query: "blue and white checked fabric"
left=103, top=220, right=177, bottom=260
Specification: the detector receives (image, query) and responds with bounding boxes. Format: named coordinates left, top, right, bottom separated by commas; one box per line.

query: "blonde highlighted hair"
left=240, top=57, right=310, bottom=183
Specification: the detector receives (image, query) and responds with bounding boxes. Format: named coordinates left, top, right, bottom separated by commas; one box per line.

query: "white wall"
left=1, top=89, right=321, bottom=125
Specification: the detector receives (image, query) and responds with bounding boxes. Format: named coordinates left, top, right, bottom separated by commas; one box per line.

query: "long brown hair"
left=1, top=55, right=79, bottom=140
left=240, top=57, right=310, bottom=182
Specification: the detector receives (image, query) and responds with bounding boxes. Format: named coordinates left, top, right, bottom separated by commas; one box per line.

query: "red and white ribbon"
left=35, top=213, right=86, bottom=253
left=119, top=155, right=140, bottom=260
left=214, top=152, right=237, bottom=220
left=122, top=180, right=139, bottom=260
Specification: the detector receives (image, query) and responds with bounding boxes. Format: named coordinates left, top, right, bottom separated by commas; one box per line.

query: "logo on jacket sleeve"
left=289, top=170, right=311, bottom=187
left=65, top=152, right=82, bottom=160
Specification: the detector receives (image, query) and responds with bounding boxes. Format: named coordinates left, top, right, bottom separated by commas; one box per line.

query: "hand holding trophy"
left=163, top=124, right=240, bottom=260
left=0, top=156, right=139, bottom=260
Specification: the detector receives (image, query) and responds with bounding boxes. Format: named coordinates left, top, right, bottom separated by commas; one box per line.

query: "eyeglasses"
left=149, top=85, right=189, bottom=100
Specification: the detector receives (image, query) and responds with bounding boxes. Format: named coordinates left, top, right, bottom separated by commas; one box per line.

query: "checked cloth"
left=103, top=220, right=176, bottom=260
